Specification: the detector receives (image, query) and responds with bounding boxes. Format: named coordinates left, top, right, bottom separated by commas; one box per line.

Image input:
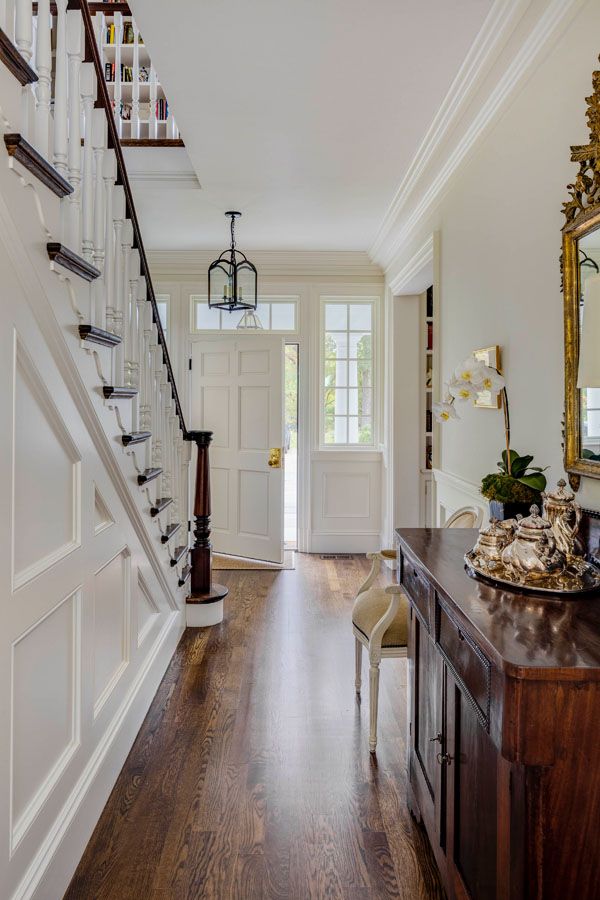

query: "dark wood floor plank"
left=65, top=553, right=443, bottom=899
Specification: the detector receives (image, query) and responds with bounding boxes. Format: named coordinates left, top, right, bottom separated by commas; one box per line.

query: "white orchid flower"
left=448, top=378, right=479, bottom=403
left=479, top=365, right=505, bottom=396
left=433, top=401, right=459, bottom=423
left=454, top=356, right=485, bottom=387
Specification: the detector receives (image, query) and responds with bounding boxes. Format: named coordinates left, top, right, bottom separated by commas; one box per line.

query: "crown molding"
left=388, top=234, right=434, bottom=295
left=147, top=249, right=384, bottom=279
left=371, top=0, right=585, bottom=272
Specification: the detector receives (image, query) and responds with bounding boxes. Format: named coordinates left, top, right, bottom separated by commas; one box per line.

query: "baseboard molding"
left=16, top=611, right=184, bottom=900
left=310, top=532, right=381, bottom=553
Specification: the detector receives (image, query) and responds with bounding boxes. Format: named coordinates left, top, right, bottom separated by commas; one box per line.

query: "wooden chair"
left=353, top=505, right=483, bottom=752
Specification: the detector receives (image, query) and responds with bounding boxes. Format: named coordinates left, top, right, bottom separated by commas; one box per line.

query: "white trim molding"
left=388, top=235, right=434, bottom=296
left=371, top=0, right=586, bottom=273
left=432, top=468, right=488, bottom=528
left=148, top=249, right=384, bottom=280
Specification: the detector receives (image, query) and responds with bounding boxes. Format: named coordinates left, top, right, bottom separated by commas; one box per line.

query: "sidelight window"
left=321, top=298, right=377, bottom=446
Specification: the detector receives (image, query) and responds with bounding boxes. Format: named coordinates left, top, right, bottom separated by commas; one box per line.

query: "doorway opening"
left=285, top=343, right=299, bottom=549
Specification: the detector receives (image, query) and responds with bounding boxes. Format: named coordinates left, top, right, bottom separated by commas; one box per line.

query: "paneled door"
left=190, top=336, right=285, bottom=563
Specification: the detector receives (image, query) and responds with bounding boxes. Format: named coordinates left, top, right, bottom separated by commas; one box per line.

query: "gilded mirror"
left=562, top=57, right=600, bottom=489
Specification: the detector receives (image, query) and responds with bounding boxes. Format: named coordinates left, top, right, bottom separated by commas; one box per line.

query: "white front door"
left=190, top=336, right=285, bottom=563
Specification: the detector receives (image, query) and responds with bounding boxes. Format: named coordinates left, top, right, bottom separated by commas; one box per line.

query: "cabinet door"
left=408, top=606, right=445, bottom=847
left=445, top=671, right=498, bottom=900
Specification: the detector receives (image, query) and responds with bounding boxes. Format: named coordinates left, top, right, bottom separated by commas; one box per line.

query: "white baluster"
left=120, top=222, right=133, bottom=385
left=34, top=0, right=51, bottom=157
left=66, top=10, right=83, bottom=250
left=149, top=64, right=158, bottom=139
left=53, top=0, right=69, bottom=181
left=111, top=187, right=126, bottom=382
left=125, top=249, right=140, bottom=389
left=80, top=63, right=96, bottom=264
left=102, top=148, right=117, bottom=334
left=139, top=291, right=152, bottom=436
left=15, top=0, right=32, bottom=63
left=91, top=110, right=107, bottom=327
left=131, top=19, right=140, bottom=139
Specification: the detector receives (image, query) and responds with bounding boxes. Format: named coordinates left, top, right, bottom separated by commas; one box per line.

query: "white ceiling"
left=128, top=0, right=493, bottom=252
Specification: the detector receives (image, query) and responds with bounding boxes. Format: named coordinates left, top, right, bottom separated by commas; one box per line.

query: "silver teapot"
left=542, top=479, right=583, bottom=558
left=501, top=505, right=566, bottom=579
left=472, top=517, right=512, bottom=563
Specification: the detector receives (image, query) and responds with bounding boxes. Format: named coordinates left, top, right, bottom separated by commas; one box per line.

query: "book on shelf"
left=156, top=98, right=168, bottom=121
left=105, top=23, right=115, bottom=44
left=426, top=285, right=434, bottom=318
left=123, top=22, right=134, bottom=44
left=427, top=321, right=433, bottom=350
left=105, top=61, right=115, bottom=82
left=425, top=409, right=432, bottom=433
left=120, top=64, right=133, bottom=82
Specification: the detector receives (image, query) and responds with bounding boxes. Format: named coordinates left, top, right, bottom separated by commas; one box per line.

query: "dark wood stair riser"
left=121, top=431, right=151, bottom=447
left=161, top=523, right=180, bottom=544
left=0, top=32, right=38, bottom=84
left=138, top=468, right=162, bottom=486
left=47, top=243, right=101, bottom=281
left=170, top=546, right=188, bottom=567
left=151, top=498, right=172, bottom=517
left=103, top=386, right=138, bottom=400
left=4, top=134, right=72, bottom=197
left=79, top=325, right=122, bottom=348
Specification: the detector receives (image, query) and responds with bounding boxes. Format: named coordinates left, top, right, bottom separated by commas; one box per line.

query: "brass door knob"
left=436, top=752, right=453, bottom=766
left=268, top=448, right=282, bottom=468
left=429, top=733, right=443, bottom=744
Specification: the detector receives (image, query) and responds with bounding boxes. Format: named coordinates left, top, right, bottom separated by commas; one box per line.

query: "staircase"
left=0, top=3, right=196, bottom=897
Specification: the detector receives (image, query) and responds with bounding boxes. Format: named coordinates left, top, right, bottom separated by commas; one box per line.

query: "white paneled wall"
left=0, top=6, right=187, bottom=897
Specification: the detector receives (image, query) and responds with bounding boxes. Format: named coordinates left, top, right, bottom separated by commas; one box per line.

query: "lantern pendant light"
left=208, top=211, right=258, bottom=313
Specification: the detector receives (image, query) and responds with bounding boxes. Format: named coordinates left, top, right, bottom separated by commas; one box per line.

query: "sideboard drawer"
left=401, top=553, right=432, bottom=630
left=437, top=600, right=491, bottom=728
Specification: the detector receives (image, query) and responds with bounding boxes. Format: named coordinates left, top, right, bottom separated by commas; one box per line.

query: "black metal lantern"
left=208, top=211, right=258, bottom=313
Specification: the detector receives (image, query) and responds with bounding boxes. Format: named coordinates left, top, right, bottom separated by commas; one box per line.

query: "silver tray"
left=464, top=550, right=600, bottom=596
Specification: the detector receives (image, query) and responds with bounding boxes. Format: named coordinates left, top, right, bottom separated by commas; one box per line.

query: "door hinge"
left=188, top=358, right=192, bottom=370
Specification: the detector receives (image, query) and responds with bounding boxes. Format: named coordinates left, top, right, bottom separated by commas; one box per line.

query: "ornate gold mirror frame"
left=562, top=57, right=600, bottom=491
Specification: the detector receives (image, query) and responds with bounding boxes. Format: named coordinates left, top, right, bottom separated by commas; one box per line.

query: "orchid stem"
left=502, top=386, right=511, bottom=476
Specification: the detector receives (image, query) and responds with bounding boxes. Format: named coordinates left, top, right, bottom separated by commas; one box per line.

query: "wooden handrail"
left=79, top=0, right=188, bottom=436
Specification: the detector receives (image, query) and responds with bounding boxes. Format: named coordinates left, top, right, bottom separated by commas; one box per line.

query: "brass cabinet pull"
left=268, top=448, right=282, bottom=468
left=437, top=752, right=453, bottom=766
left=429, top=733, right=443, bottom=744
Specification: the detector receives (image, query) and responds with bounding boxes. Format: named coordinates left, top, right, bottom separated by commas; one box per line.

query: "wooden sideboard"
left=395, top=527, right=600, bottom=900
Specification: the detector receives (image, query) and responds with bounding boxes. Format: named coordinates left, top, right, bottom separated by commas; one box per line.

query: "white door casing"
left=190, top=336, right=285, bottom=563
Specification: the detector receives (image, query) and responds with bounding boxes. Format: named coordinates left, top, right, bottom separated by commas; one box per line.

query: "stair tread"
left=103, top=385, right=138, bottom=399
left=79, top=325, right=121, bottom=348
left=4, top=134, right=71, bottom=198
left=0, top=31, right=38, bottom=85
left=122, top=431, right=151, bottom=447
left=138, top=467, right=162, bottom=485
left=178, top=565, right=191, bottom=587
left=170, top=545, right=189, bottom=566
left=47, top=243, right=101, bottom=281
left=161, top=522, right=180, bottom=544
left=151, top=497, right=173, bottom=517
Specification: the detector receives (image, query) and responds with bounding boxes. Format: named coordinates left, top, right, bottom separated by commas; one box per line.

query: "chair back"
left=444, top=506, right=484, bottom=529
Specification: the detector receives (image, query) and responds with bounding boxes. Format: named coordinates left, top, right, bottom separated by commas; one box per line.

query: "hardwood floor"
left=65, top=554, right=444, bottom=899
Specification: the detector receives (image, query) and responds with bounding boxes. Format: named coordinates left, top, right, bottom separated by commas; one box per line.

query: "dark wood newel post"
left=186, top=430, right=228, bottom=606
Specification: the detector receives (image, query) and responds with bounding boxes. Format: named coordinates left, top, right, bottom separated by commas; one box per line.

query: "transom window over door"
left=321, top=298, right=376, bottom=446
left=192, top=296, right=298, bottom=333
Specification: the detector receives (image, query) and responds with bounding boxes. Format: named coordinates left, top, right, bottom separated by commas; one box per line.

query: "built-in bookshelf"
left=420, top=284, right=436, bottom=525
left=93, top=5, right=182, bottom=145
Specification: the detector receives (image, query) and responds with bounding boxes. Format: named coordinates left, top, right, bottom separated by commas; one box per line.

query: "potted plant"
left=481, top=450, right=547, bottom=520
left=434, top=356, right=548, bottom=520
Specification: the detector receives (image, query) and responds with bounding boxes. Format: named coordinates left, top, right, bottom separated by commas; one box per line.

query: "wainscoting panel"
left=136, top=570, right=160, bottom=648
left=93, top=549, right=130, bottom=718
left=12, top=333, right=81, bottom=591
left=432, top=468, right=487, bottom=527
left=10, top=589, right=81, bottom=854
left=310, top=453, right=382, bottom=552
left=93, top=484, right=114, bottom=536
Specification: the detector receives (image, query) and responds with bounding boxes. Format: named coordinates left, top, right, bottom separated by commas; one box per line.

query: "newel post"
left=186, top=430, right=228, bottom=626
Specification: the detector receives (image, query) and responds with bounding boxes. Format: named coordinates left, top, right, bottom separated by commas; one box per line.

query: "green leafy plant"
left=481, top=450, right=548, bottom=505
